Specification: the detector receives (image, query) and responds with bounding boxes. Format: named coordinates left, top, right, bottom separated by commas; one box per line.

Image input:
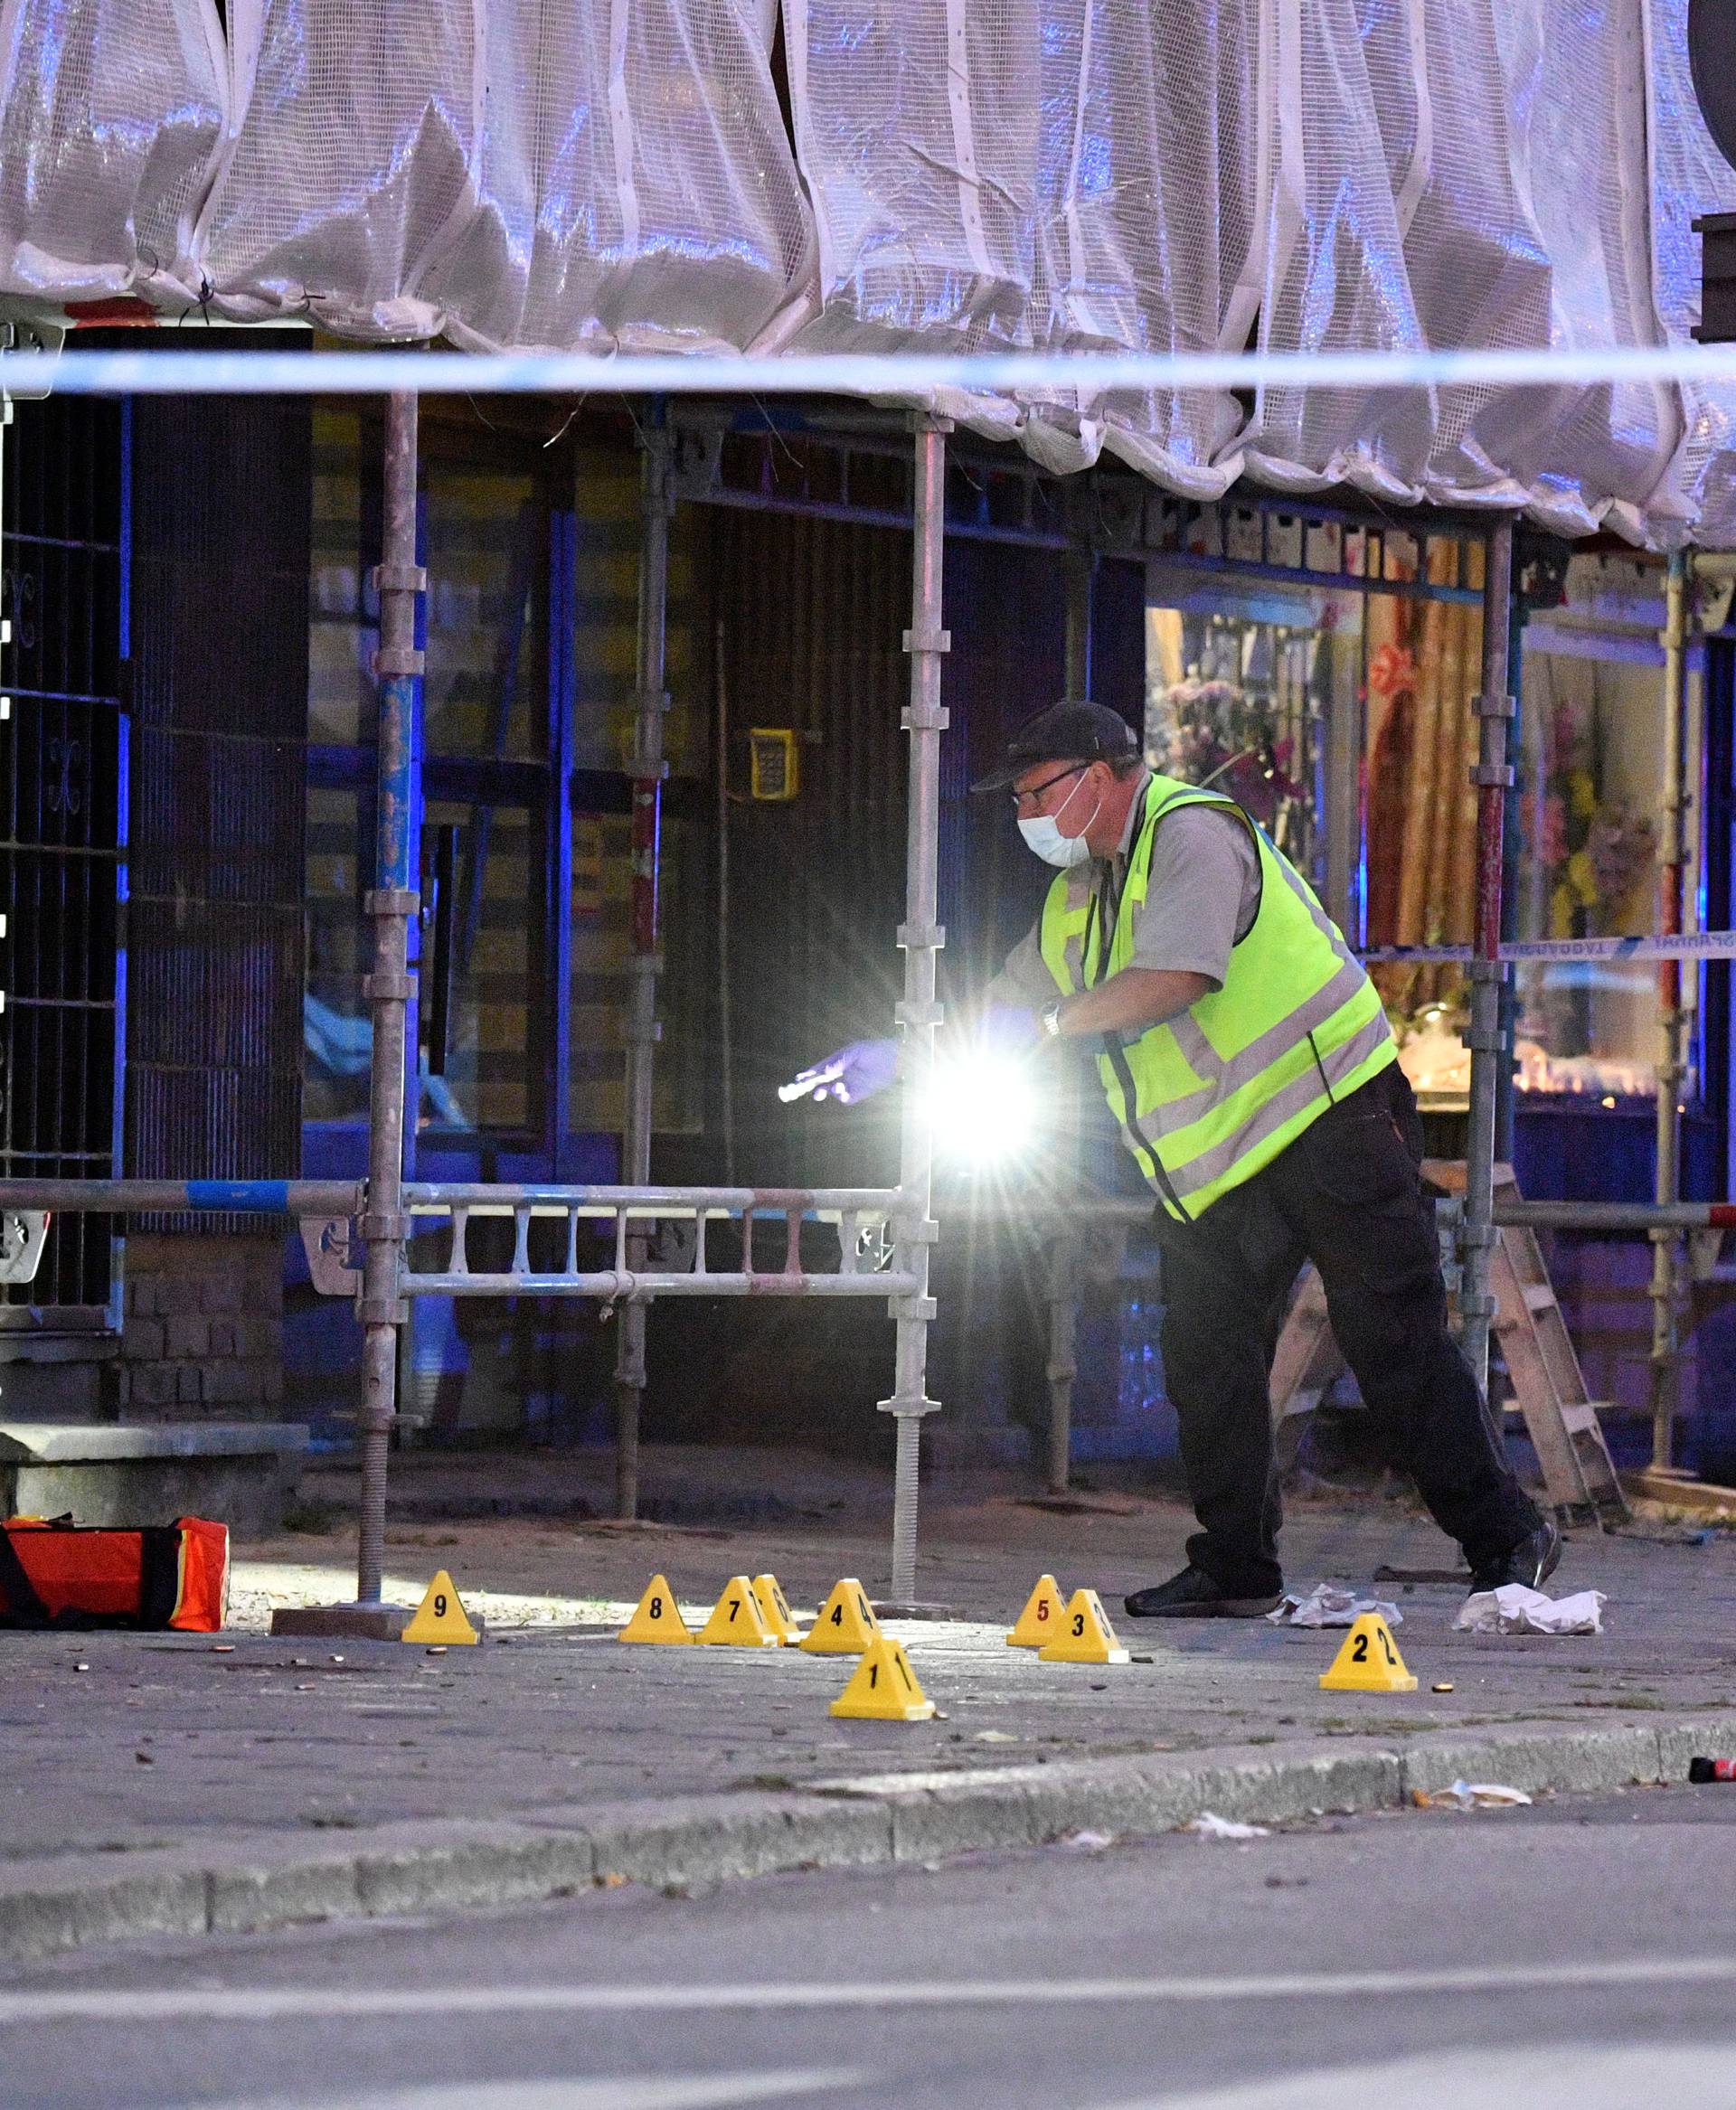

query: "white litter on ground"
left=1420, top=1780, right=1533, bottom=1809
left=1455, top=1584, right=1606, bottom=1635
left=1269, top=1582, right=1404, bottom=1629
left=1056, top=1829, right=1114, bottom=1853
left=1185, top=1813, right=1270, bottom=1841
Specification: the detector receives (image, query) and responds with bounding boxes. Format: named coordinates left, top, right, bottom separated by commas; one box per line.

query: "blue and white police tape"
left=1359, top=929, right=1736, bottom=968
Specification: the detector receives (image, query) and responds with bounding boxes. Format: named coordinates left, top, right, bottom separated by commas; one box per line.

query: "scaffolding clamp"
left=373, top=645, right=425, bottom=679
left=1474, top=691, right=1516, bottom=719
left=362, top=969, right=415, bottom=1003
left=902, top=627, right=952, bottom=656
left=901, top=702, right=950, bottom=734
left=896, top=921, right=946, bottom=952
left=364, top=888, right=420, bottom=918
left=1468, top=761, right=1515, bottom=787
left=877, top=1387, right=942, bottom=1416
left=370, top=562, right=427, bottom=595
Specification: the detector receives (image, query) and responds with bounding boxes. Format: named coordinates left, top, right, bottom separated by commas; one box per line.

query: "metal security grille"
left=127, top=386, right=309, bottom=1220
left=0, top=392, right=126, bottom=1327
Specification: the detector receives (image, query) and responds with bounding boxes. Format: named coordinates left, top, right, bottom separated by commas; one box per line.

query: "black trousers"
left=1151, top=1062, right=1541, bottom=1596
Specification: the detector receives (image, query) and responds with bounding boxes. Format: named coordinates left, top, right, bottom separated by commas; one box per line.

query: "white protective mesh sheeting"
left=1026, top=2, right=1260, bottom=497
left=1238, top=0, right=1433, bottom=501
left=783, top=0, right=1040, bottom=437
left=427, top=0, right=814, bottom=354
left=193, top=1, right=482, bottom=336
left=1642, top=0, right=1736, bottom=545
left=1487, top=0, right=1678, bottom=541
left=783, top=0, right=1261, bottom=490
left=0, top=0, right=226, bottom=305
left=1401, top=1, right=1558, bottom=513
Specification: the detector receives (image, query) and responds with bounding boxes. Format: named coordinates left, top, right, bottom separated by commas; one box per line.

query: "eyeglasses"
left=1010, top=763, right=1088, bottom=814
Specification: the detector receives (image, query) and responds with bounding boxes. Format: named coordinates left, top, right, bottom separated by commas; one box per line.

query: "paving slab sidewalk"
left=5, top=1447, right=1735, bottom=1965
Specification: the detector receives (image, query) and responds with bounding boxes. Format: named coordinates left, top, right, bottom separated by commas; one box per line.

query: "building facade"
left=5, top=347, right=1733, bottom=1476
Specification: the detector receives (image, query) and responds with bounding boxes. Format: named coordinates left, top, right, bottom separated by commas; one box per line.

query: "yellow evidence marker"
left=695, top=1575, right=781, bottom=1647
left=1006, top=1573, right=1068, bottom=1648
left=798, top=1578, right=882, bottom=1654
left=829, top=1634, right=935, bottom=1721
left=1037, top=1587, right=1130, bottom=1665
left=617, top=1573, right=693, bottom=1645
left=752, top=1573, right=803, bottom=1644
left=401, top=1570, right=480, bottom=1645
left=1319, top=1612, right=1418, bottom=1693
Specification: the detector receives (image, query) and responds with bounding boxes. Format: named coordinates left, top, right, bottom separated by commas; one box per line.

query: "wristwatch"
left=1039, top=997, right=1066, bottom=1040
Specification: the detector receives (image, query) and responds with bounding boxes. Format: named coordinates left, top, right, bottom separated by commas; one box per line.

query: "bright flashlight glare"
left=924, top=1051, right=1041, bottom=1165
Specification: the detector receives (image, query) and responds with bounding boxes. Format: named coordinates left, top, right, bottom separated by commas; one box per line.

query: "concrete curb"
left=5, top=1710, right=1731, bottom=1967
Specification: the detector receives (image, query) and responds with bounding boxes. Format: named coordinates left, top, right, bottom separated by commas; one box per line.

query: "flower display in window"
left=1152, top=675, right=1306, bottom=831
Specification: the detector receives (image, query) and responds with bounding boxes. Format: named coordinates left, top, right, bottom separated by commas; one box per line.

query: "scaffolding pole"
left=1046, top=495, right=1095, bottom=1494
left=274, top=393, right=422, bottom=1638
left=355, top=391, right=422, bottom=1607
left=1650, top=551, right=1692, bottom=1472
left=880, top=413, right=948, bottom=1606
left=1458, top=519, right=1517, bottom=1396
left=1063, top=485, right=1094, bottom=702
left=613, top=410, right=674, bottom=1521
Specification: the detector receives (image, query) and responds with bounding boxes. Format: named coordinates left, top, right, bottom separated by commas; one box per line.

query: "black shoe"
left=1123, top=1565, right=1283, bottom=1619
left=1469, top=1517, right=1561, bottom=1594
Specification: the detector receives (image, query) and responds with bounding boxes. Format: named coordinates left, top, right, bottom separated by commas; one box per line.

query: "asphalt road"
left=5, top=1785, right=1736, bottom=2109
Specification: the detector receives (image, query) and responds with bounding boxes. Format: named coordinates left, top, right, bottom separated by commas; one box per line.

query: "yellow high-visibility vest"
left=1039, top=774, right=1394, bottom=1220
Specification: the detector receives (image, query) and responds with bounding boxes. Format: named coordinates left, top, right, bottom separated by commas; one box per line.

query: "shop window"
left=304, top=781, right=368, bottom=1125
left=420, top=798, right=537, bottom=1135
left=309, top=408, right=375, bottom=748
left=1377, top=553, right=1677, bottom=1107
left=571, top=811, right=704, bottom=1137
left=306, top=405, right=703, bottom=1155
left=1145, top=609, right=1318, bottom=880
left=1510, top=560, right=1675, bottom=1104
left=423, top=468, right=546, bottom=761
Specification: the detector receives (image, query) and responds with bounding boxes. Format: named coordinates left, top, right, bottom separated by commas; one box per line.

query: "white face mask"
left=1017, top=768, right=1100, bottom=868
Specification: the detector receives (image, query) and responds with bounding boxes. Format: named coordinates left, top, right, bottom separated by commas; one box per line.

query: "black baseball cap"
left=970, top=699, right=1140, bottom=794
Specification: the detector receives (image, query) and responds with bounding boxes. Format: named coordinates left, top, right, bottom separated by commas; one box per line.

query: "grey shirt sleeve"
left=1124, top=805, right=1263, bottom=992
left=983, top=917, right=1055, bottom=1013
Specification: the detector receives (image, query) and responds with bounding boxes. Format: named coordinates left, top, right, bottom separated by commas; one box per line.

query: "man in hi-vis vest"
left=788, top=702, right=1558, bottom=1616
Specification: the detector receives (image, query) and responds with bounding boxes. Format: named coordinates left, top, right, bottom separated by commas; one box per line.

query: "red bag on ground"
left=0, top=1516, right=230, bottom=1631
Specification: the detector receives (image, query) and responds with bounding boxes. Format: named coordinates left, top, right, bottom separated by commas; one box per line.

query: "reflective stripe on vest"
left=1038, top=775, right=1395, bottom=1220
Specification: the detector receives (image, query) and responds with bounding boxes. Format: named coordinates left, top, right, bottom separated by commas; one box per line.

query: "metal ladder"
left=1270, top=1161, right=1628, bottom=1524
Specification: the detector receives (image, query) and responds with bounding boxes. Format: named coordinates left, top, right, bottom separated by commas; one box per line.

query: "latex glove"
left=779, top=1038, right=900, bottom=1107
left=976, top=1002, right=1042, bottom=1056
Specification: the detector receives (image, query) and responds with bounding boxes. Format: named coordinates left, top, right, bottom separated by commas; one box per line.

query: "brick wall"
left=117, top=1234, right=284, bottom=1418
